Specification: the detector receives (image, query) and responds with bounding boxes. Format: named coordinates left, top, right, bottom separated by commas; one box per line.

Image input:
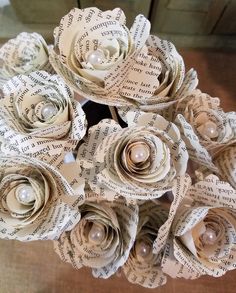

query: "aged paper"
left=54, top=198, right=139, bottom=278
left=0, top=71, right=87, bottom=159
left=162, top=175, right=236, bottom=277
left=0, top=154, right=84, bottom=241
left=77, top=113, right=189, bottom=201
left=123, top=201, right=168, bottom=288
left=0, top=32, right=54, bottom=86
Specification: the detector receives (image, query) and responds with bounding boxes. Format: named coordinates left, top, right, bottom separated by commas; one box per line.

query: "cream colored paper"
left=0, top=71, right=87, bottom=159
left=0, top=154, right=84, bottom=241
left=174, top=89, right=236, bottom=155
left=123, top=201, right=168, bottom=288
left=0, top=32, right=54, bottom=88
left=77, top=113, right=189, bottom=201
left=214, top=145, right=236, bottom=189
left=54, top=198, right=139, bottom=278
left=117, top=68, right=198, bottom=122
left=153, top=174, right=192, bottom=254
left=117, top=109, right=214, bottom=174
left=174, top=114, right=218, bottom=172
left=162, top=175, right=236, bottom=278
left=49, top=7, right=150, bottom=106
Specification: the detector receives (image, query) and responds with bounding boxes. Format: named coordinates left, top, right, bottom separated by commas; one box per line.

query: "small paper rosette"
left=78, top=113, right=189, bottom=201
left=123, top=201, right=168, bottom=288
left=0, top=71, right=87, bottom=158
left=0, top=154, right=83, bottom=241
left=50, top=7, right=153, bottom=107
left=174, top=89, right=236, bottom=155
left=0, top=32, right=53, bottom=87
left=54, top=198, right=139, bottom=278
left=214, top=145, right=236, bottom=189
left=162, top=175, right=236, bottom=278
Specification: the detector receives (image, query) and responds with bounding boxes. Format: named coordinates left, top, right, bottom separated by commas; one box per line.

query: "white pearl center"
left=41, top=103, right=57, bottom=120
left=201, top=227, right=217, bottom=245
left=87, top=50, right=105, bottom=65
left=130, top=145, right=149, bottom=163
left=201, top=121, right=218, bottom=139
left=16, top=185, right=35, bottom=204
left=88, top=223, right=105, bottom=244
left=135, top=240, right=152, bottom=260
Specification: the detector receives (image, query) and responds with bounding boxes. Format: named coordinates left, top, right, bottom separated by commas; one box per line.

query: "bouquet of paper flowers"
left=0, top=7, right=236, bottom=289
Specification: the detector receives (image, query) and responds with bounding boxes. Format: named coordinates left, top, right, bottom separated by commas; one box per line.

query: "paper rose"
left=0, top=154, right=83, bottom=241
left=50, top=7, right=150, bottom=107
left=162, top=175, right=236, bottom=278
left=50, top=7, right=199, bottom=108
left=173, top=89, right=236, bottom=155
left=214, top=145, right=236, bottom=189
left=0, top=71, right=87, bottom=158
left=77, top=112, right=188, bottom=201
left=54, top=198, right=138, bottom=278
left=123, top=201, right=168, bottom=288
left=0, top=32, right=53, bottom=88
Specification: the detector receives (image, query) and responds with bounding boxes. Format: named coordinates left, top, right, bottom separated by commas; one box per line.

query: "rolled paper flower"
left=0, top=32, right=53, bottom=87
left=118, top=109, right=216, bottom=173
left=214, top=145, right=236, bottom=189
left=0, top=71, right=87, bottom=158
left=174, top=89, right=236, bottom=155
left=50, top=7, right=190, bottom=108
left=54, top=198, right=139, bottom=278
left=123, top=201, right=168, bottom=288
left=50, top=7, right=150, bottom=107
left=162, top=175, right=236, bottom=278
left=77, top=113, right=188, bottom=201
left=0, top=154, right=83, bottom=241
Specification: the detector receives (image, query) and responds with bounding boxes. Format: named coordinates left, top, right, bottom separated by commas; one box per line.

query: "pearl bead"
left=201, top=227, right=217, bottom=245
left=41, top=103, right=57, bottom=120
left=88, top=223, right=105, bottom=244
left=130, top=145, right=149, bottom=163
left=135, top=240, right=152, bottom=260
left=87, top=50, right=105, bottom=65
left=16, top=185, right=35, bottom=203
left=201, top=121, right=218, bottom=139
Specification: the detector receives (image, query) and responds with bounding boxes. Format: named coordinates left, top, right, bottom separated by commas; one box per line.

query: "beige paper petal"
left=0, top=154, right=83, bottom=241
left=0, top=71, right=87, bottom=159
left=0, top=32, right=54, bottom=86
left=54, top=198, right=139, bottom=278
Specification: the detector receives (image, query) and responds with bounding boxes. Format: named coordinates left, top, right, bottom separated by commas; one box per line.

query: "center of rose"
left=41, top=103, right=57, bottom=120
left=200, top=226, right=218, bottom=245
left=129, top=142, right=150, bottom=164
left=88, top=222, right=105, bottom=244
left=135, top=240, right=152, bottom=261
left=86, top=49, right=105, bottom=65
left=34, top=101, right=58, bottom=121
left=199, top=121, right=219, bottom=139
left=16, top=184, right=36, bottom=204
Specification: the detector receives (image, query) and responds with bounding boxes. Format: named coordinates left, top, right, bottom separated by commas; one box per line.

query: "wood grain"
left=0, top=49, right=235, bottom=293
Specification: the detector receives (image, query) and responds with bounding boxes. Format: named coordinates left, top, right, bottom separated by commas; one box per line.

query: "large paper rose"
left=123, top=201, right=168, bottom=288
left=0, top=32, right=53, bottom=88
left=54, top=198, right=138, bottom=278
left=50, top=7, right=191, bottom=107
left=162, top=175, right=236, bottom=278
left=0, top=71, right=87, bottom=158
left=214, top=145, right=236, bottom=189
left=0, top=154, right=83, bottom=241
left=50, top=7, right=150, bottom=106
left=173, top=89, right=236, bottom=155
left=77, top=113, right=188, bottom=201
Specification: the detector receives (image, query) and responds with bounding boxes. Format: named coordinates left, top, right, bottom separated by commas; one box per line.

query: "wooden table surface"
left=0, top=49, right=235, bottom=293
